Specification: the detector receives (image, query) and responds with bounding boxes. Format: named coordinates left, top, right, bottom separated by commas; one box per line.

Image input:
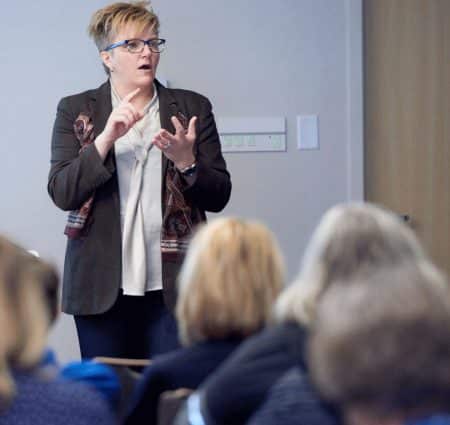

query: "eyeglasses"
left=103, top=38, right=166, bottom=54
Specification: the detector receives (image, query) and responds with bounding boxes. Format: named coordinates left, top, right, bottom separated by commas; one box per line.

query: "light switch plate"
left=297, top=115, right=319, bottom=150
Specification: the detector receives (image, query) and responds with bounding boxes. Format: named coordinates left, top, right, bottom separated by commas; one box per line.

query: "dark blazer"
left=124, top=339, right=242, bottom=425
left=48, top=80, right=231, bottom=315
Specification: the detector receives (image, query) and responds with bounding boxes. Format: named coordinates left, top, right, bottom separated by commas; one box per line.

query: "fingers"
left=187, top=116, right=198, bottom=139
left=153, top=131, right=174, bottom=146
left=120, top=88, right=144, bottom=121
left=154, top=140, right=171, bottom=151
left=102, top=88, right=145, bottom=142
left=111, top=113, right=133, bottom=132
left=115, top=105, right=137, bottom=125
left=121, top=103, right=142, bottom=122
left=123, top=87, right=141, bottom=102
left=159, top=129, right=176, bottom=143
left=105, top=106, right=138, bottom=140
left=153, top=130, right=176, bottom=154
left=171, top=116, right=185, bottom=133
left=153, top=115, right=197, bottom=157
left=153, top=137, right=172, bottom=152
left=171, top=115, right=197, bottom=138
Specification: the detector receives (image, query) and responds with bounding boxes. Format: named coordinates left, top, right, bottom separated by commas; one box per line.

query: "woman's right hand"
left=95, top=88, right=143, bottom=160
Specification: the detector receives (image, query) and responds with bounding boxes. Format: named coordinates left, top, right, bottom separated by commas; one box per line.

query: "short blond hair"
left=176, top=218, right=285, bottom=346
left=0, top=236, right=58, bottom=405
left=88, top=1, right=160, bottom=51
left=275, top=202, right=427, bottom=326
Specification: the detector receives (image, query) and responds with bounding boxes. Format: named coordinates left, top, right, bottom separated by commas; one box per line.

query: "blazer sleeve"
left=181, top=96, right=231, bottom=213
left=47, top=96, right=114, bottom=211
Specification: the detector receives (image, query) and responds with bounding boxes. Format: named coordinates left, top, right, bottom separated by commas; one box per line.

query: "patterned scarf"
left=64, top=113, right=96, bottom=239
left=161, top=163, right=197, bottom=260
left=161, top=111, right=202, bottom=262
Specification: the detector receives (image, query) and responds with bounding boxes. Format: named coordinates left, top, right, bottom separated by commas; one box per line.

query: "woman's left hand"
left=153, top=115, right=197, bottom=170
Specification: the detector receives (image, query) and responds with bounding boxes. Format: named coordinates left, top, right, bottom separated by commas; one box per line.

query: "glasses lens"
left=126, top=39, right=144, bottom=53
left=150, top=39, right=165, bottom=53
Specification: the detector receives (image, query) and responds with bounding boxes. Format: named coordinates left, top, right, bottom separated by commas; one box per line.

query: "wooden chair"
left=93, top=357, right=151, bottom=420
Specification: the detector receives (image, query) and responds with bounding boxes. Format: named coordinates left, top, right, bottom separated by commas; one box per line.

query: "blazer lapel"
left=156, top=79, right=179, bottom=179
left=90, top=81, right=115, bottom=171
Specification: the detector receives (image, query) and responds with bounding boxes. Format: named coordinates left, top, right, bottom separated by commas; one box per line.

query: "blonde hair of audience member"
left=0, top=237, right=58, bottom=406
left=88, top=1, right=159, bottom=74
left=308, top=261, right=450, bottom=425
left=176, top=218, right=285, bottom=346
left=275, top=202, right=427, bottom=326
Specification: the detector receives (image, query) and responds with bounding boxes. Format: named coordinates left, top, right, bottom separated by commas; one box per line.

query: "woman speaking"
left=48, top=1, right=231, bottom=359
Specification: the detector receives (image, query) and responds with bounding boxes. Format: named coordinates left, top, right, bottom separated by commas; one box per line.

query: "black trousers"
left=74, top=289, right=180, bottom=359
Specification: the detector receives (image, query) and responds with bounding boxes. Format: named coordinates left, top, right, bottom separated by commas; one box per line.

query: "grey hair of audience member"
left=308, top=261, right=450, bottom=424
left=274, top=202, right=427, bottom=326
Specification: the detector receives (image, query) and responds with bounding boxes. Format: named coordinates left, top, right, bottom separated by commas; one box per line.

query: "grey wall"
left=0, top=0, right=362, bottom=362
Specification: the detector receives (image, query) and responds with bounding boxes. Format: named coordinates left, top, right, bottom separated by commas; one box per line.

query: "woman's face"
left=101, top=25, right=160, bottom=91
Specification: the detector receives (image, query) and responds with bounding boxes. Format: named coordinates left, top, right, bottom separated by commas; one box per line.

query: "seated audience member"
left=246, top=366, right=338, bottom=425
left=0, top=236, right=116, bottom=424
left=179, top=202, right=429, bottom=425
left=308, top=262, right=450, bottom=425
left=24, top=249, right=121, bottom=410
left=123, top=217, right=285, bottom=425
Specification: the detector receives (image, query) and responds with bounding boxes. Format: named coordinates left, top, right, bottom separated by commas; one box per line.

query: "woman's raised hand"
left=152, top=115, right=197, bottom=170
left=95, top=88, right=143, bottom=160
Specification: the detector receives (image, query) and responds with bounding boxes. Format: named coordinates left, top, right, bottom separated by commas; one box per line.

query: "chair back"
left=157, top=388, right=193, bottom=425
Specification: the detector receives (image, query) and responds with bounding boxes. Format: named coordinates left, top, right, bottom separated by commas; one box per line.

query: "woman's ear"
left=100, top=51, right=113, bottom=72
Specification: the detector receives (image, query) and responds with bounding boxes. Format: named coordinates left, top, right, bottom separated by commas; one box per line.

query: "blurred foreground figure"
left=124, top=217, right=285, bottom=424
left=309, top=262, right=450, bottom=425
left=180, top=202, right=430, bottom=425
left=0, top=236, right=115, bottom=424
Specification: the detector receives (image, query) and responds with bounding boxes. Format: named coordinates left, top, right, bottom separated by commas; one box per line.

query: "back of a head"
left=176, top=217, right=285, bottom=346
left=275, top=202, right=426, bottom=326
left=308, top=261, right=450, bottom=424
left=0, top=236, right=59, bottom=406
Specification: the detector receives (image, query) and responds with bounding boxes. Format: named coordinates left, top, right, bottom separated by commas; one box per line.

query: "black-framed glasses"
left=103, top=38, right=166, bottom=54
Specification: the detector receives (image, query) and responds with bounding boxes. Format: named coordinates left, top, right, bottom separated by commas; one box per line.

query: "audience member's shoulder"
left=202, top=324, right=307, bottom=398
left=260, top=321, right=307, bottom=344
left=4, top=371, right=116, bottom=425
left=230, top=322, right=307, bottom=361
left=247, top=366, right=339, bottom=425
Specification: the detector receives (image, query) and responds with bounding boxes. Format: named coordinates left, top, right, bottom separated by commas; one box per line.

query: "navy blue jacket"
left=200, top=322, right=307, bottom=425
left=124, top=339, right=242, bottom=425
left=1, top=369, right=116, bottom=425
